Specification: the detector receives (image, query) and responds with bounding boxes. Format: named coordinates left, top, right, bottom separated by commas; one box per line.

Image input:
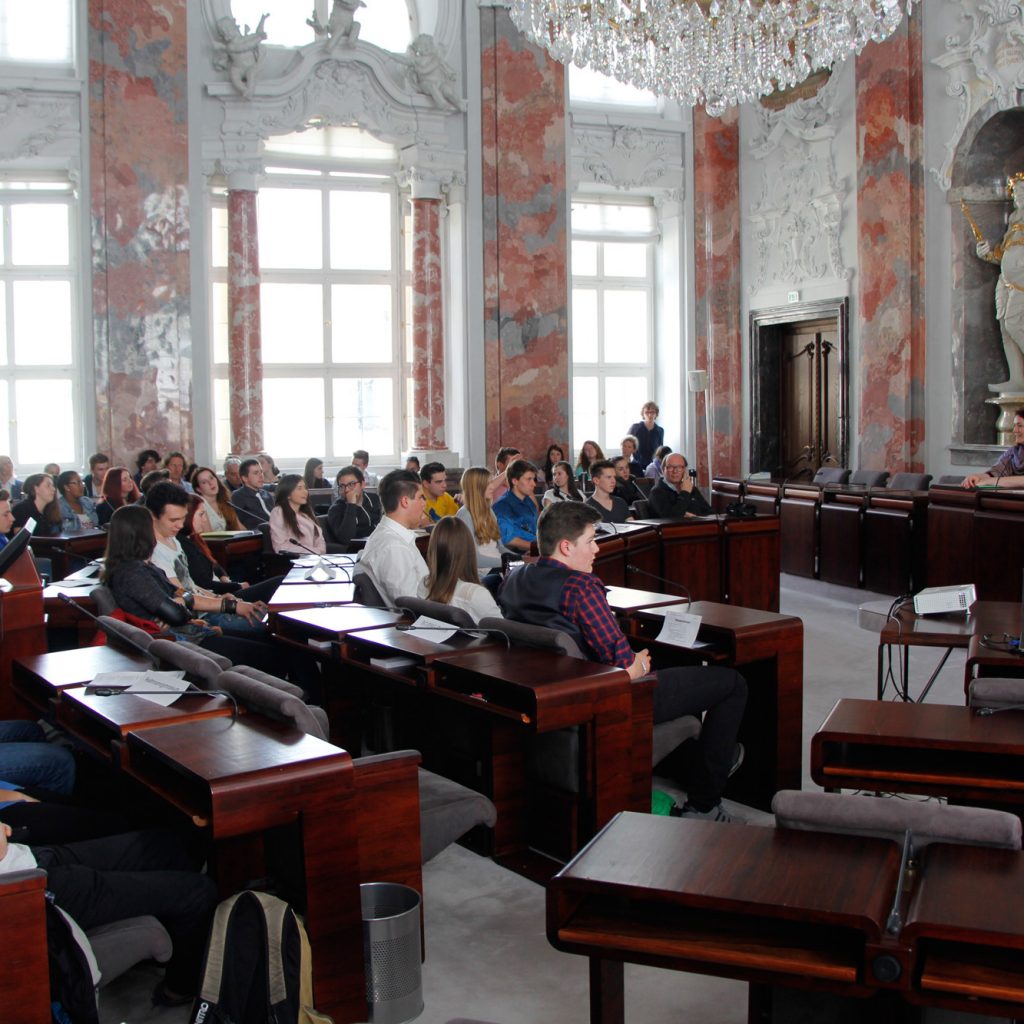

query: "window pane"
left=213, top=378, right=230, bottom=458
left=13, top=281, right=72, bottom=364
left=16, top=379, right=74, bottom=463
left=11, top=205, right=69, bottom=265
left=212, top=282, right=229, bottom=364
left=331, top=284, right=392, bottom=362
left=571, top=289, right=598, bottom=363
left=569, top=65, right=658, bottom=108
left=403, top=284, right=413, bottom=363
left=572, top=241, right=597, bottom=276
left=333, top=378, right=393, bottom=456
left=572, top=201, right=655, bottom=235
left=603, top=291, right=647, bottom=363
left=572, top=376, right=599, bottom=457
left=603, top=242, right=647, bottom=278
left=211, top=205, right=228, bottom=268
left=229, top=0, right=307, bottom=47
left=0, top=386, right=8, bottom=453
left=258, top=188, right=322, bottom=269
left=263, top=378, right=326, bottom=458
left=0, top=0, right=73, bottom=64
left=0, top=288, right=6, bottom=366
left=603, top=377, right=650, bottom=454
left=358, top=0, right=413, bottom=52
left=261, top=283, right=324, bottom=363
left=329, top=191, right=391, bottom=270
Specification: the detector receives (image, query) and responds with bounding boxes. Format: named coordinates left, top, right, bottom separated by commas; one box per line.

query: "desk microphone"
left=286, top=537, right=352, bottom=581
left=394, top=620, right=512, bottom=648
left=975, top=702, right=1024, bottom=715
left=82, top=682, right=239, bottom=721
left=625, top=565, right=692, bottom=607
left=56, top=592, right=159, bottom=665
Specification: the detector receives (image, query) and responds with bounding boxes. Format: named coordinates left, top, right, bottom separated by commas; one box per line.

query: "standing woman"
left=191, top=466, right=242, bottom=531
left=628, top=401, right=664, bottom=469
left=95, top=467, right=142, bottom=526
left=11, top=474, right=62, bottom=535
left=303, top=458, right=325, bottom=489
left=542, top=461, right=584, bottom=507
left=270, top=473, right=345, bottom=555
left=424, top=517, right=502, bottom=623
left=56, top=470, right=99, bottom=533
left=574, top=441, right=605, bottom=484
left=455, top=467, right=507, bottom=571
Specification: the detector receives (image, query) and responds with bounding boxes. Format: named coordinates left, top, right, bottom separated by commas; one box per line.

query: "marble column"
left=89, top=0, right=192, bottom=466
left=480, top=6, right=569, bottom=464
left=855, top=11, right=926, bottom=471
left=227, top=182, right=263, bottom=454
left=411, top=196, right=446, bottom=453
left=692, top=107, right=742, bottom=480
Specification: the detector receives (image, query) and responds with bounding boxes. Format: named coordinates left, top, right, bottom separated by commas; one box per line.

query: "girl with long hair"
left=191, top=466, right=242, bottom=531
left=11, top=473, right=61, bottom=536
left=56, top=470, right=99, bottom=532
left=269, top=473, right=346, bottom=554
left=455, top=466, right=506, bottom=570
left=95, top=466, right=141, bottom=526
left=542, top=461, right=583, bottom=507
left=303, top=458, right=325, bottom=489
left=541, top=444, right=565, bottom=487
left=424, top=516, right=501, bottom=623
left=575, top=440, right=605, bottom=483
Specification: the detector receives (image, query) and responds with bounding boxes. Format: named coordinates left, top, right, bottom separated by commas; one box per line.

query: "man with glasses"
left=327, top=464, right=382, bottom=548
left=647, top=453, right=712, bottom=519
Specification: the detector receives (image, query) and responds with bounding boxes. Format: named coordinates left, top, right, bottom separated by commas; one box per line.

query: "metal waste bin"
left=360, top=882, right=423, bottom=1024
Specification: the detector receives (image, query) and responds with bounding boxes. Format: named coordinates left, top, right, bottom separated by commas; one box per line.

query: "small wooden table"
left=811, top=697, right=1024, bottom=805
left=12, top=646, right=148, bottom=716
left=266, top=579, right=356, bottom=611
left=603, top=585, right=686, bottom=614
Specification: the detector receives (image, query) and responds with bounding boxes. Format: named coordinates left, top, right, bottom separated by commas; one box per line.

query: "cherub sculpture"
left=214, top=14, right=268, bottom=99
left=399, top=34, right=466, bottom=112
left=307, top=0, right=365, bottom=50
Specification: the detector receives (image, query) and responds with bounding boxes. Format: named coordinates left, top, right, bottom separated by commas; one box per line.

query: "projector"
left=912, top=584, right=977, bottom=616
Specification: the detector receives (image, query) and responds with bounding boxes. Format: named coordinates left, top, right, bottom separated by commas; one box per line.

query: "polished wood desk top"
left=966, top=631, right=1024, bottom=679
left=274, top=604, right=401, bottom=637
left=28, top=529, right=107, bottom=549
left=13, top=645, right=148, bottom=714
left=267, top=579, right=356, bottom=609
left=604, top=586, right=684, bottom=612
left=879, top=601, right=1019, bottom=649
left=344, top=624, right=497, bottom=671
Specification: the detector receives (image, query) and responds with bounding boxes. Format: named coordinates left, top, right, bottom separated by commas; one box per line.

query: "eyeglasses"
left=339, top=480, right=360, bottom=490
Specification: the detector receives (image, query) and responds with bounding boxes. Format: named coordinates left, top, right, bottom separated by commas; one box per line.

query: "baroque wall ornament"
left=747, top=71, right=849, bottom=294
left=0, top=87, right=80, bottom=161
left=932, top=0, right=1024, bottom=190
left=570, top=122, right=685, bottom=197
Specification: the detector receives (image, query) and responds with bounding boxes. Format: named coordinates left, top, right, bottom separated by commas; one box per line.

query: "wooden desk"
left=29, top=529, right=107, bottom=581
left=126, top=716, right=364, bottom=1022
left=547, top=812, right=903, bottom=1024
left=811, top=697, right=1024, bottom=805
left=779, top=483, right=821, bottom=578
left=818, top=488, right=867, bottom=588
left=626, top=601, right=804, bottom=810
left=0, top=546, right=46, bottom=720
left=0, top=869, right=49, bottom=1023
left=202, top=530, right=263, bottom=569
left=12, top=645, right=147, bottom=716
left=965, top=631, right=1024, bottom=691
left=604, top=586, right=685, bottom=614
left=266, top=579, right=356, bottom=611
left=272, top=603, right=402, bottom=641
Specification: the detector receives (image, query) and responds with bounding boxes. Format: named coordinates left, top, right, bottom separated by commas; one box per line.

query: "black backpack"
left=46, top=894, right=99, bottom=1024
left=189, top=890, right=330, bottom=1024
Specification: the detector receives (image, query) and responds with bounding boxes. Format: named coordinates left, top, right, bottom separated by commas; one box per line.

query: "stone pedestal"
left=985, top=392, right=1024, bottom=445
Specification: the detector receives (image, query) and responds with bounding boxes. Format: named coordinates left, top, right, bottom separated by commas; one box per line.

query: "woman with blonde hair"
left=425, top=516, right=501, bottom=623
left=455, top=466, right=506, bottom=570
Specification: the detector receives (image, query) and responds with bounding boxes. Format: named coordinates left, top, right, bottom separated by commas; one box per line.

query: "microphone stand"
left=625, top=564, right=692, bottom=608
left=286, top=537, right=353, bottom=582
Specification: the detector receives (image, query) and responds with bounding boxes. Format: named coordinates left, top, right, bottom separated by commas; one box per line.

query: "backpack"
left=189, top=890, right=332, bottom=1024
left=46, top=895, right=100, bottom=1024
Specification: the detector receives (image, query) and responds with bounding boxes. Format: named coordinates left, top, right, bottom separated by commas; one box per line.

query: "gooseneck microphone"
left=82, top=682, right=239, bottom=721
left=285, top=536, right=353, bottom=581
left=394, top=618, right=512, bottom=648
left=625, top=564, right=692, bottom=608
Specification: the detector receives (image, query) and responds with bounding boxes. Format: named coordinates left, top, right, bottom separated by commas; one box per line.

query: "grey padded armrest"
left=969, top=678, right=1024, bottom=710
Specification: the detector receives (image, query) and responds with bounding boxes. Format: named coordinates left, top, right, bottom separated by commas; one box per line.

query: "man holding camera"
left=647, top=453, right=712, bottom=519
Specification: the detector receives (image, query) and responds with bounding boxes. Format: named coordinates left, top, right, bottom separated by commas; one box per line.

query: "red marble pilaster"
left=480, top=7, right=569, bottom=464
left=227, top=188, right=263, bottom=454
left=89, top=0, right=191, bottom=465
left=411, top=197, right=446, bottom=451
left=692, top=107, right=742, bottom=480
left=855, top=11, right=925, bottom=471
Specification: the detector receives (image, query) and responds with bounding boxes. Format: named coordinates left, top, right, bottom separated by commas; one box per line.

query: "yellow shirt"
left=423, top=489, right=459, bottom=522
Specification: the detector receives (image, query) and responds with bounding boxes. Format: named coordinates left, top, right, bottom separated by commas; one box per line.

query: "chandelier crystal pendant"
left=507, top=0, right=917, bottom=116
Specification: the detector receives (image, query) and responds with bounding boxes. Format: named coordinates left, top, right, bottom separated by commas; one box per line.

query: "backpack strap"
left=251, top=890, right=289, bottom=1008
left=198, top=891, right=245, bottom=1005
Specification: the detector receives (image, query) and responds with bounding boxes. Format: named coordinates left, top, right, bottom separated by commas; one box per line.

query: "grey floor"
left=98, top=575, right=977, bottom=1023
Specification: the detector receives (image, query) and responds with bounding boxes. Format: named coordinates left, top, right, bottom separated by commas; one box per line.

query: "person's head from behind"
left=537, top=501, right=602, bottom=572
left=613, top=456, right=631, bottom=482
left=495, top=446, right=520, bottom=473
left=420, top=461, right=447, bottom=498
left=144, top=481, right=191, bottom=540
left=352, top=449, right=369, bottom=472
left=506, top=459, right=538, bottom=500
left=239, top=458, right=264, bottom=490
left=425, top=516, right=479, bottom=603
left=590, top=459, right=617, bottom=495
left=101, top=504, right=157, bottom=581
left=136, top=448, right=160, bottom=474
left=379, top=468, right=426, bottom=527
left=139, top=468, right=171, bottom=494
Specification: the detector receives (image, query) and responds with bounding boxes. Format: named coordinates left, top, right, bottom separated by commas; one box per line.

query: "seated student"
left=644, top=444, right=672, bottom=480
left=456, top=467, right=507, bottom=571
left=424, top=516, right=502, bottom=623
left=326, top=465, right=382, bottom=547
left=586, top=459, right=634, bottom=524
left=83, top=453, right=109, bottom=498
left=421, top=461, right=459, bottom=523
left=230, top=457, right=275, bottom=529
left=95, top=466, right=142, bottom=526
left=621, top=434, right=645, bottom=477
left=542, top=460, right=584, bottom=507
left=164, top=451, right=193, bottom=493
left=56, top=471, right=99, bottom=533
left=405, top=455, right=421, bottom=474
left=269, top=473, right=345, bottom=555
left=356, top=469, right=428, bottom=609
left=489, top=446, right=520, bottom=504
left=258, top=452, right=279, bottom=486
left=139, top=468, right=171, bottom=495
left=492, top=459, right=539, bottom=553
left=574, top=440, right=605, bottom=484
left=133, top=448, right=160, bottom=486
left=647, top=453, right=712, bottom=519
left=498, top=501, right=746, bottom=822
left=352, top=449, right=377, bottom=486
left=0, top=823, right=217, bottom=1005
left=43, top=462, right=61, bottom=478
left=303, top=457, right=325, bottom=489
left=0, top=454, right=22, bottom=501
left=223, top=456, right=243, bottom=492
left=11, top=473, right=62, bottom=536
left=192, top=466, right=243, bottom=531
left=0, top=489, right=14, bottom=544
left=612, top=456, right=646, bottom=505
left=540, top=444, right=565, bottom=489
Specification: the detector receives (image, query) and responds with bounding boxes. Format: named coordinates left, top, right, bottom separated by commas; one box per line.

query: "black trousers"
left=35, top=828, right=218, bottom=993
left=651, top=666, right=747, bottom=811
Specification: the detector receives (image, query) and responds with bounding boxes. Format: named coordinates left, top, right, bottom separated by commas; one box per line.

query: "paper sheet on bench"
left=654, top=611, right=702, bottom=649
left=406, top=615, right=457, bottom=644
left=90, top=670, right=189, bottom=706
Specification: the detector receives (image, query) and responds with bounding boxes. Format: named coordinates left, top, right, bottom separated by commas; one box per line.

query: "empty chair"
left=811, top=467, right=850, bottom=486
left=396, top=595, right=476, bottom=629
left=217, top=669, right=329, bottom=736
left=772, top=789, right=1021, bottom=850
left=888, top=472, right=932, bottom=490
left=148, top=638, right=224, bottom=689
left=849, top=469, right=889, bottom=488
left=632, top=498, right=650, bottom=519
left=90, top=584, right=118, bottom=617
left=480, top=617, right=584, bottom=658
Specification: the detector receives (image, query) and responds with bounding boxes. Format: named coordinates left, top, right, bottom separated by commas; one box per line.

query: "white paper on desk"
left=405, top=615, right=457, bottom=644
left=90, top=670, right=188, bottom=707
left=654, top=612, right=702, bottom=649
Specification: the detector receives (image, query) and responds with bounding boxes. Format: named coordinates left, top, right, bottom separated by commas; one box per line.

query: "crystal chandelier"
left=507, top=0, right=917, bottom=116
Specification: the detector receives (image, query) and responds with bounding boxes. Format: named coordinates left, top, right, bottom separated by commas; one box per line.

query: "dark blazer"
left=230, top=486, right=274, bottom=530
left=646, top=479, right=712, bottom=519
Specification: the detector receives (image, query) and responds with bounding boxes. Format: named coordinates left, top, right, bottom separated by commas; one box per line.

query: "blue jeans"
left=0, top=720, right=75, bottom=795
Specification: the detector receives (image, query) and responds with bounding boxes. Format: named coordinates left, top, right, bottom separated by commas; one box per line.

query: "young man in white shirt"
left=357, top=469, right=429, bottom=609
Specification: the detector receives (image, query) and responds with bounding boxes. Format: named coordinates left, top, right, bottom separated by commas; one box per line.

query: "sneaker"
left=729, top=742, right=745, bottom=778
left=673, top=801, right=734, bottom=823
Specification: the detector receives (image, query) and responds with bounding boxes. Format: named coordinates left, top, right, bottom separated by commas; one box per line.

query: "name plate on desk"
left=655, top=611, right=702, bottom=649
